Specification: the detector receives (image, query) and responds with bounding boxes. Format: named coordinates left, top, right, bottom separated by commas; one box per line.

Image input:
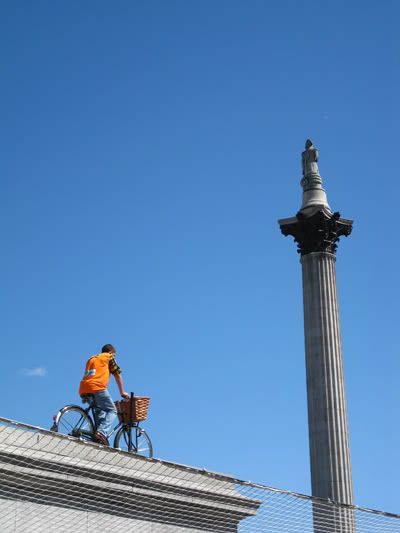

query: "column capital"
left=278, top=207, right=353, bottom=256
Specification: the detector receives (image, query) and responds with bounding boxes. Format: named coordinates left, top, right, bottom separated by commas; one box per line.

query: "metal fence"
left=0, top=417, right=398, bottom=533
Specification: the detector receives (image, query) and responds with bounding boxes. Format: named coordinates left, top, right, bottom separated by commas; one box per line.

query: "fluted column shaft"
left=301, top=252, right=353, bottom=506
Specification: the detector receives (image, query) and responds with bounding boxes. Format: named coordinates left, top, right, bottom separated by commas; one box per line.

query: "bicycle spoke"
left=76, top=416, right=87, bottom=430
left=59, top=419, right=74, bottom=431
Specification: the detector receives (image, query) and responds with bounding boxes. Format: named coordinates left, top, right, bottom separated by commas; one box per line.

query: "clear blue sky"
left=1, top=0, right=398, bottom=514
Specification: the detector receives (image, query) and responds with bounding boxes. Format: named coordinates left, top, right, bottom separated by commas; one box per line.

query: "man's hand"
left=121, top=391, right=130, bottom=400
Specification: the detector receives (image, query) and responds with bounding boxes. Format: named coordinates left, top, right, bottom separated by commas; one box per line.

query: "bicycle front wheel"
left=114, top=426, right=153, bottom=458
left=54, top=405, right=94, bottom=441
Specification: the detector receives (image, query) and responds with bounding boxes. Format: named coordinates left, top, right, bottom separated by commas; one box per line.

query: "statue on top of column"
left=302, top=139, right=320, bottom=178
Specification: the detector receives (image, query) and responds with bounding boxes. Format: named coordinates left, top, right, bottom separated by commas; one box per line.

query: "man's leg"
left=93, top=390, right=117, bottom=440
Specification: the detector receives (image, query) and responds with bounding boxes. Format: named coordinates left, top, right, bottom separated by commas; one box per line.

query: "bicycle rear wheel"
left=114, top=426, right=153, bottom=458
left=53, top=405, right=94, bottom=441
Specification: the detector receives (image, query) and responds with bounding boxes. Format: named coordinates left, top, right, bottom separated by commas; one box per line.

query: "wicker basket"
left=115, top=396, right=150, bottom=423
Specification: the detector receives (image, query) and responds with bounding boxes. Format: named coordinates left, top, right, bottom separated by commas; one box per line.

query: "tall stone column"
left=278, top=140, right=354, bottom=532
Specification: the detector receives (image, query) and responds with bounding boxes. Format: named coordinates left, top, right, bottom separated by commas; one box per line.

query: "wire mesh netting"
left=0, top=417, right=398, bottom=533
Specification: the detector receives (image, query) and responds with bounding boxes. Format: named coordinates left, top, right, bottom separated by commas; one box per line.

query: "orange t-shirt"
left=79, top=353, right=121, bottom=395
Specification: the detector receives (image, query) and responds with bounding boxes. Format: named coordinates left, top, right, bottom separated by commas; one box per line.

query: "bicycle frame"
left=78, top=403, right=142, bottom=452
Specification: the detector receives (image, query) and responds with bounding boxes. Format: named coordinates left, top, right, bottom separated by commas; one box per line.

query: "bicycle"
left=51, top=392, right=153, bottom=458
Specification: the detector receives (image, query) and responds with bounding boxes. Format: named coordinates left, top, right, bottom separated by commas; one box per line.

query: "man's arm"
left=109, top=356, right=129, bottom=399
left=114, top=373, right=130, bottom=399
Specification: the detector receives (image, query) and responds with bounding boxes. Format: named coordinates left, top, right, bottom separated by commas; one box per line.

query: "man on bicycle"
left=79, top=344, right=129, bottom=445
